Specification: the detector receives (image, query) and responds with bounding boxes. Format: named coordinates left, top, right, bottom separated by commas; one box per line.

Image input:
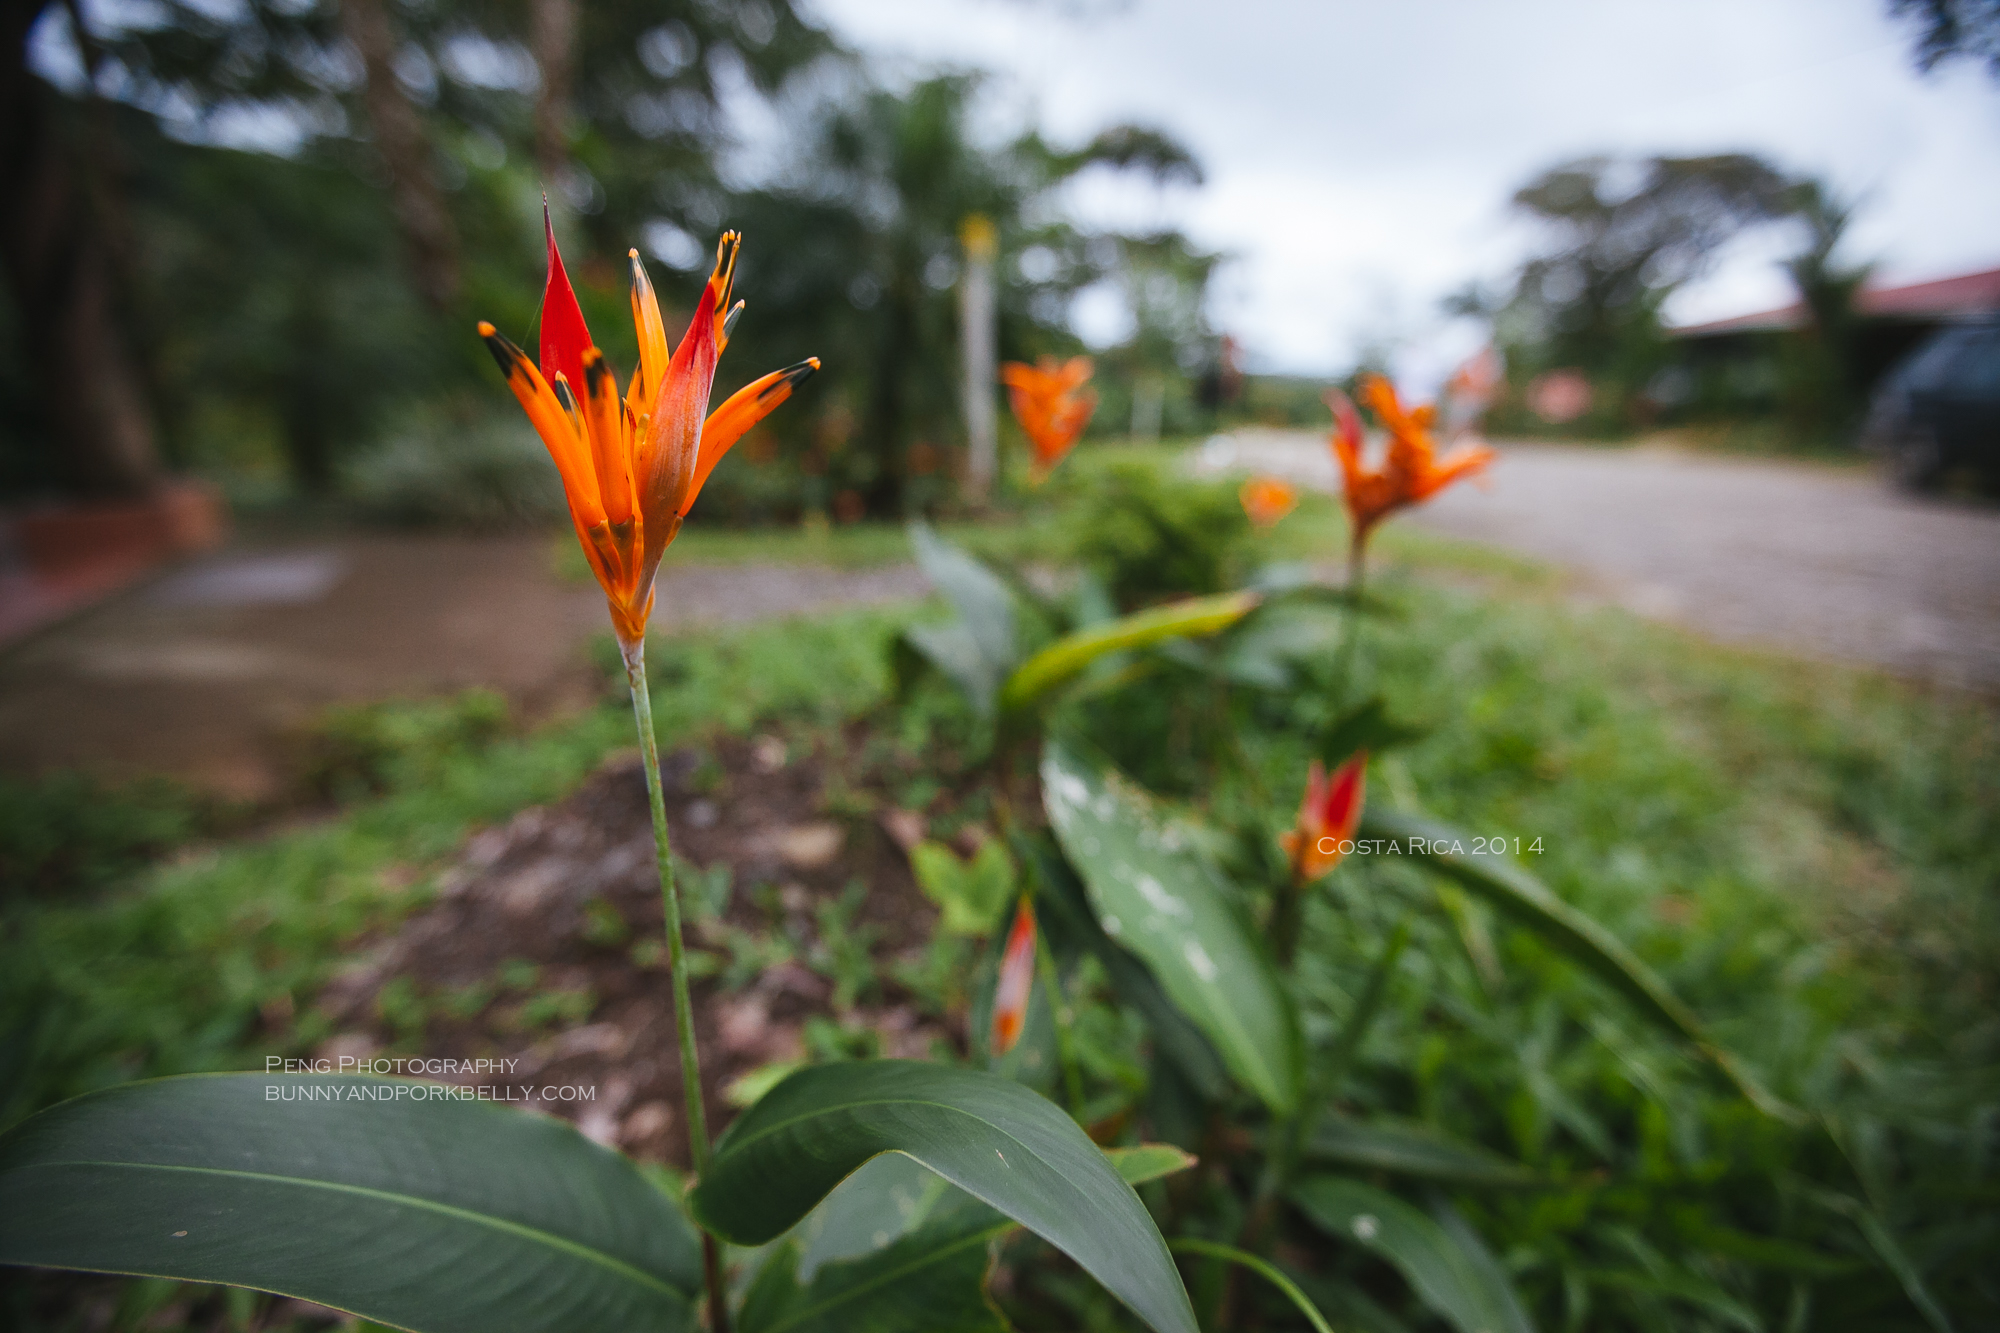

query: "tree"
left=1779, top=180, right=1872, bottom=435
left=1890, top=0, right=2000, bottom=78
left=1502, top=154, right=1793, bottom=413
left=725, top=72, right=1206, bottom=517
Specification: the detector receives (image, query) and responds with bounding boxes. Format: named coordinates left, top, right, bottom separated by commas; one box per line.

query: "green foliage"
left=0, top=772, right=218, bottom=901
left=293, top=689, right=512, bottom=803
left=343, top=409, right=567, bottom=529
left=0, top=1074, right=704, bottom=1333
left=1057, top=459, right=1253, bottom=609
left=1042, top=739, right=1302, bottom=1113
left=910, top=840, right=1017, bottom=937
left=689, top=1060, right=1197, bottom=1333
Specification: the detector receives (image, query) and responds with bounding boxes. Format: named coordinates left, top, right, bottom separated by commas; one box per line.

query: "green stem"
left=1036, top=933, right=1086, bottom=1116
left=1169, top=1239, right=1337, bottom=1333
left=621, top=637, right=726, bottom=1333
left=1336, top=533, right=1369, bottom=691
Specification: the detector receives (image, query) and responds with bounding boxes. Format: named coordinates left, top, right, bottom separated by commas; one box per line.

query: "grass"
left=0, top=606, right=917, bottom=1129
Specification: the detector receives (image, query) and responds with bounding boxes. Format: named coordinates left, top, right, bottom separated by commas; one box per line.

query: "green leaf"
left=1000, top=591, right=1258, bottom=714
left=1016, top=831, right=1230, bottom=1102
left=1290, top=1176, right=1533, bottom=1333
left=0, top=1074, right=700, bottom=1333
left=1308, top=1116, right=1541, bottom=1189
left=1041, top=739, right=1302, bottom=1113
left=1580, top=1269, right=1763, bottom=1333
left=1105, top=1143, right=1198, bottom=1186
left=1357, top=805, right=1798, bottom=1121
left=690, top=1060, right=1196, bottom=1333
left=901, top=523, right=1018, bottom=716
left=740, top=1193, right=1010, bottom=1333
left=1320, top=697, right=1427, bottom=765
left=910, top=840, right=1017, bottom=937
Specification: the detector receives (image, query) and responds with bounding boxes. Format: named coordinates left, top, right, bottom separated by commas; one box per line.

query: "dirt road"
left=1209, top=432, right=2000, bottom=692
left=0, top=535, right=926, bottom=797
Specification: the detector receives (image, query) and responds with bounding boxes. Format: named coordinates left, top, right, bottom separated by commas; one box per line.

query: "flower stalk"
left=621, top=635, right=729, bottom=1333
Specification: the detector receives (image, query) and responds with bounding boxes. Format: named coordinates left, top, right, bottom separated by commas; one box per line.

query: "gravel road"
left=1209, top=431, right=2000, bottom=691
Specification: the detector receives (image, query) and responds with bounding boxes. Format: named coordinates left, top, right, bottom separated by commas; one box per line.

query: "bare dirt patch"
left=298, top=724, right=966, bottom=1165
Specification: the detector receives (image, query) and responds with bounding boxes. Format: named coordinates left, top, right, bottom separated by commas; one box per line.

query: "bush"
left=343, top=411, right=565, bottom=530
left=291, top=690, right=512, bottom=803
left=1058, top=456, right=1251, bottom=608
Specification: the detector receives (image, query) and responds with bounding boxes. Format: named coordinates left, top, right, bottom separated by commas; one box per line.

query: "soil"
left=295, top=722, right=963, bottom=1166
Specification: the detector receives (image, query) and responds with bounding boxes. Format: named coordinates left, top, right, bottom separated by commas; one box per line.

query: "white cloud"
left=807, top=0, right=2000, bottom=375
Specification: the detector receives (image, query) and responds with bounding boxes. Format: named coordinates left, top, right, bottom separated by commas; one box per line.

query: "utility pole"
left=959, top=214, right=998, bottom=507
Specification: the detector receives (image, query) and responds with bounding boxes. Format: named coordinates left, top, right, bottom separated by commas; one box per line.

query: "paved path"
left=0, top=535, right=926, bottom=798
left=1207, top=431, right=2000, bottom=691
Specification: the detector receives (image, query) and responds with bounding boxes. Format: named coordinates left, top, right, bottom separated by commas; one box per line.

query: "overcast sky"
left=808, top=0, right=2000, bottom=380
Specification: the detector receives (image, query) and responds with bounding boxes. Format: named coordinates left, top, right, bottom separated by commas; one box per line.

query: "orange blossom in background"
left=1279, top=751, right=1368, bottom=884
left=1328, top=374, right=1495, bottom=572
left=1239, top=474, right=1300, bottom=529
left=1001, top=355, right=1096, bottom=482
left=480, top=211, right=818, bottom=648
left=992, top=896, right=1039, bottom=1055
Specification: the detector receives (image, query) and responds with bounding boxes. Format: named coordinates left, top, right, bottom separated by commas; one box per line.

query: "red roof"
left=1672, top=266, right=2000, bottom=337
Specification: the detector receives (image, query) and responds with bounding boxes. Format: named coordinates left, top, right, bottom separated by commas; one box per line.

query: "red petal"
left=1321, top=751, right=1368, bottom=840
left=538, top=202, right=593, bottom=395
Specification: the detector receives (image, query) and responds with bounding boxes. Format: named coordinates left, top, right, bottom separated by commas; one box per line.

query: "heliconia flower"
left=479, top=210, right=819, bottom=646
left=1000, top=355, right=1096, bottom=482
left=991, top=895, right=1039, bottom=1055
left=1239, top=474, right=1299, bottom=529
left=1278, top=751, right=1368, bottom=883
left=1328, top=374, right=1495, bottom=554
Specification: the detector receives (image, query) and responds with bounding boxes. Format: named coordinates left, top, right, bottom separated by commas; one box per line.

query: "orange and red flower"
left=480, top=212, right=817, bottom=645
left=1001, top=356, right=1096, bottom=482
left=1239, top=475, right=1299, bottom=529
left=1278, top=752, right=1367, bottom=883
left=991, top=895, right=1038, bottom=1055
left=1328, top=375, right=1495, bottom=553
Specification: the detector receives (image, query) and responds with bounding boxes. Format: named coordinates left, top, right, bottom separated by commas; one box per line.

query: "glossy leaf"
left=0, top=1074, right=700, bottom=1333
left=1041, top=739, right=1302, bottom=1113
left=1016, top=831, right=1231, bottom=1102
left=740, top=1192, right=1009, bottom=1333
left=1290, top=1176, right=1533, bottom=1333
left=1358, top=805, right=1797, bottom=1120
left=1309, top=1116, right=1540, bottom=1189
left=999, top=590, right=1258, bottom=714
left=689, top=1060, right=1197, bottom=1333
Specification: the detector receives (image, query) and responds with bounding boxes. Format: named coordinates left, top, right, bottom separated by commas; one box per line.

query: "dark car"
left=1862, top=316, right=2000, bottom=490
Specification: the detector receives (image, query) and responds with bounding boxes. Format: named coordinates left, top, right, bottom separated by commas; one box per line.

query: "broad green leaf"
left=1106, top=1143, right=1198, bottom=1186
left=909, top=522, right=1017, bottom=668
left=1015, top=831, right=1230, bottom=1102
left=910, top=840, right=1017, bottom=937
left=1041, top=740, right=1302, bottom=1113
left=1308, top=1116, right=1540, bottom=1189
left=690, top=1060, right=1197, bottom=1333
left=1357, top=805, right=1797, bottom=1121
left=1000, top=590, right=1258, bottom=714
left=1290, top=1176, right=1533, bottom=1333
left=0, top=1074, right=700, bottom=1333
left=900, top=623, right=1005, bottom=717
left=740, top=1192, right=1009, bottom=1333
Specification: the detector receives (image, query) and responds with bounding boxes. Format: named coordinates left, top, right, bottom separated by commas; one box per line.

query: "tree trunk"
left=0, top=0, right=164, bottom=497
left=529, top=0, right=576, bottom=188
left=338, top=0, right=459, bottom=311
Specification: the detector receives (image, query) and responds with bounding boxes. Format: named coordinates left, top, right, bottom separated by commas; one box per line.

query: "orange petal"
left=479, top=322, right=605, bottom=529
left=1411, top=441, right=1497, bottom=501
left=992, top=896, right=1038, bottom=1056
left=581, top=348, right=637, bottom=529
left=637, top=232, right=738, bottom=562
left=626, top=249, right=671, bottom=422
left=680, top=359, right=820, bottom=517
